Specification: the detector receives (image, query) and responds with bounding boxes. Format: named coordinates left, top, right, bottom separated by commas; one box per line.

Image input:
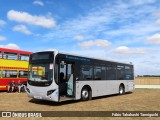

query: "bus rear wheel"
left=119, top=85, right=125, bottom=95
left=81, top=88, right=90, bottom=101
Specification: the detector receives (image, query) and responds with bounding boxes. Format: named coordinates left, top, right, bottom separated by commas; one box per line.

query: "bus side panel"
left=105, top=80, right=134, bottom=94
left=75, top=80, right=134, bottom=100
left=75, top=81, right=95, bottom=100
left=126, top=80, right=135, bottom=91
left=75, top=80, right=116, bottom=99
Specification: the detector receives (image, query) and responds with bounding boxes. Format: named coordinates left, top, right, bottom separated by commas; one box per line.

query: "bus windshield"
left=29, top=63, right=53, bottom=82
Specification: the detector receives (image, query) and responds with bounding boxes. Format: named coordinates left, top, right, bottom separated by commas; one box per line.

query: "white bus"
left=26, top=50, right=134, bottom=102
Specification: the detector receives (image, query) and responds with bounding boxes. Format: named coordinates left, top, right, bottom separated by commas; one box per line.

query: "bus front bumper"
left=26, top=88, right=59, bottom=102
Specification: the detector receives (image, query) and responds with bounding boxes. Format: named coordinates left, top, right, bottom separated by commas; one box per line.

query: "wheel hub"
left=82, top=90, right=88, bottom=98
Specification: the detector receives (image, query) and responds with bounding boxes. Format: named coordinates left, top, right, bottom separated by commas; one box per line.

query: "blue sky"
left=1, top=0, right=160, bottom=75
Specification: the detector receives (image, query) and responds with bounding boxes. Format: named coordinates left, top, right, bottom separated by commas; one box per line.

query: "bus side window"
left=80, top=65, right=93, bottom=80
left=19, top=71, right=28, bottom=78
left=0, top=51, right=2, bottom=58
left=94, top=66, right=102, bottom=80
left=117, top=65, right=125, bottom=80
left=106, top=65, right=117, bottom=80
left=3, top=52, right=18, bottom=60
left=125, top=66, right=133, bottom=80
left=3, top=70, right=17, bottom=78
left=20, top=54, right=29, bottom=61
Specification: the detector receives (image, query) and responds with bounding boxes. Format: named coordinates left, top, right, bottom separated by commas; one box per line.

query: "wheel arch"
left=119, top=83, right=125, bottom=89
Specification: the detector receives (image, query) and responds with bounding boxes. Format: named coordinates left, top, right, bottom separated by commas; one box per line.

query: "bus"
left=26, top=50, right=134, bottom=102
left=0, top=47, right=32, bottom=91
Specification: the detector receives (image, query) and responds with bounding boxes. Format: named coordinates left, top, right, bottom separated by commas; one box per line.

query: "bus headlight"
left=47, top=90, right=55, bottom=96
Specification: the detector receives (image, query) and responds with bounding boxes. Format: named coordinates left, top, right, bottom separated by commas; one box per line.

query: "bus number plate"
left=34, top=96, right=42, bottom=99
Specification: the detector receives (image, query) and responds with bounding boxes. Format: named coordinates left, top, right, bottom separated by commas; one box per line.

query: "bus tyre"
left=81, top=88, right=89, bottom=101
left=119, top=85, right=125, bottom=95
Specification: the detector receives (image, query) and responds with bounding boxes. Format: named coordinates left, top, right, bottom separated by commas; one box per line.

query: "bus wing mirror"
left=60, top=61, right=65, bottom=68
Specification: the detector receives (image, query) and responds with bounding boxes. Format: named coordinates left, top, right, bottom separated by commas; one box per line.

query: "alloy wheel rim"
left=82, top=90, right=88, bottom=98
left=120, top=87, right=123, bottom=94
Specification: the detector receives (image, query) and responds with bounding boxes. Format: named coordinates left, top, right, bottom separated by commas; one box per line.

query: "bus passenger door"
left=66, top=63, right=74, bottom=96
left=59, top=60, right=75, bottom=100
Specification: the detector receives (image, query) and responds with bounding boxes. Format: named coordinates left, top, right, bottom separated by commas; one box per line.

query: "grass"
left=0, top=89, right=159, bottom=120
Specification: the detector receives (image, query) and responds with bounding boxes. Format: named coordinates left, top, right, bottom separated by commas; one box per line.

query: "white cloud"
left=115, top=46, right=146, bottom=54
left=105, top=21, right=159, bottom=37
left=0, top=20, right=6, bottom=27
left=41, top=0, right=160, bottom=75
left=78, top=39, right=111, bottom=48
left=7, top=10, right=56, bottom=28
left=13, top=25, right=32, bottom=35
left=69, top=49, right=107, bottom=58
left=145, top=33, right=160, bottom=45
left=0, top=36, right=6, bottom=41
left=33, top=0, right=44, bottom=6
left=0, top=43, right=20, bottom=49
left=74, top=35, right=84, bottom=40
left=43, top=0, right=158, bottom=43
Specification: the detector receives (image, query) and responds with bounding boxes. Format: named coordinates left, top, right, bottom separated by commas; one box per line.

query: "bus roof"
left=0, top=47, right=32, bottom=55
left=32, top=50, right=133, bottom=66
left=59, top=51, right=133, bottom=66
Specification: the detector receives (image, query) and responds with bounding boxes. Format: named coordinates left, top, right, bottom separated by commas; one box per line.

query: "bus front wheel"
left=81, top=88, right=90, bottom=101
